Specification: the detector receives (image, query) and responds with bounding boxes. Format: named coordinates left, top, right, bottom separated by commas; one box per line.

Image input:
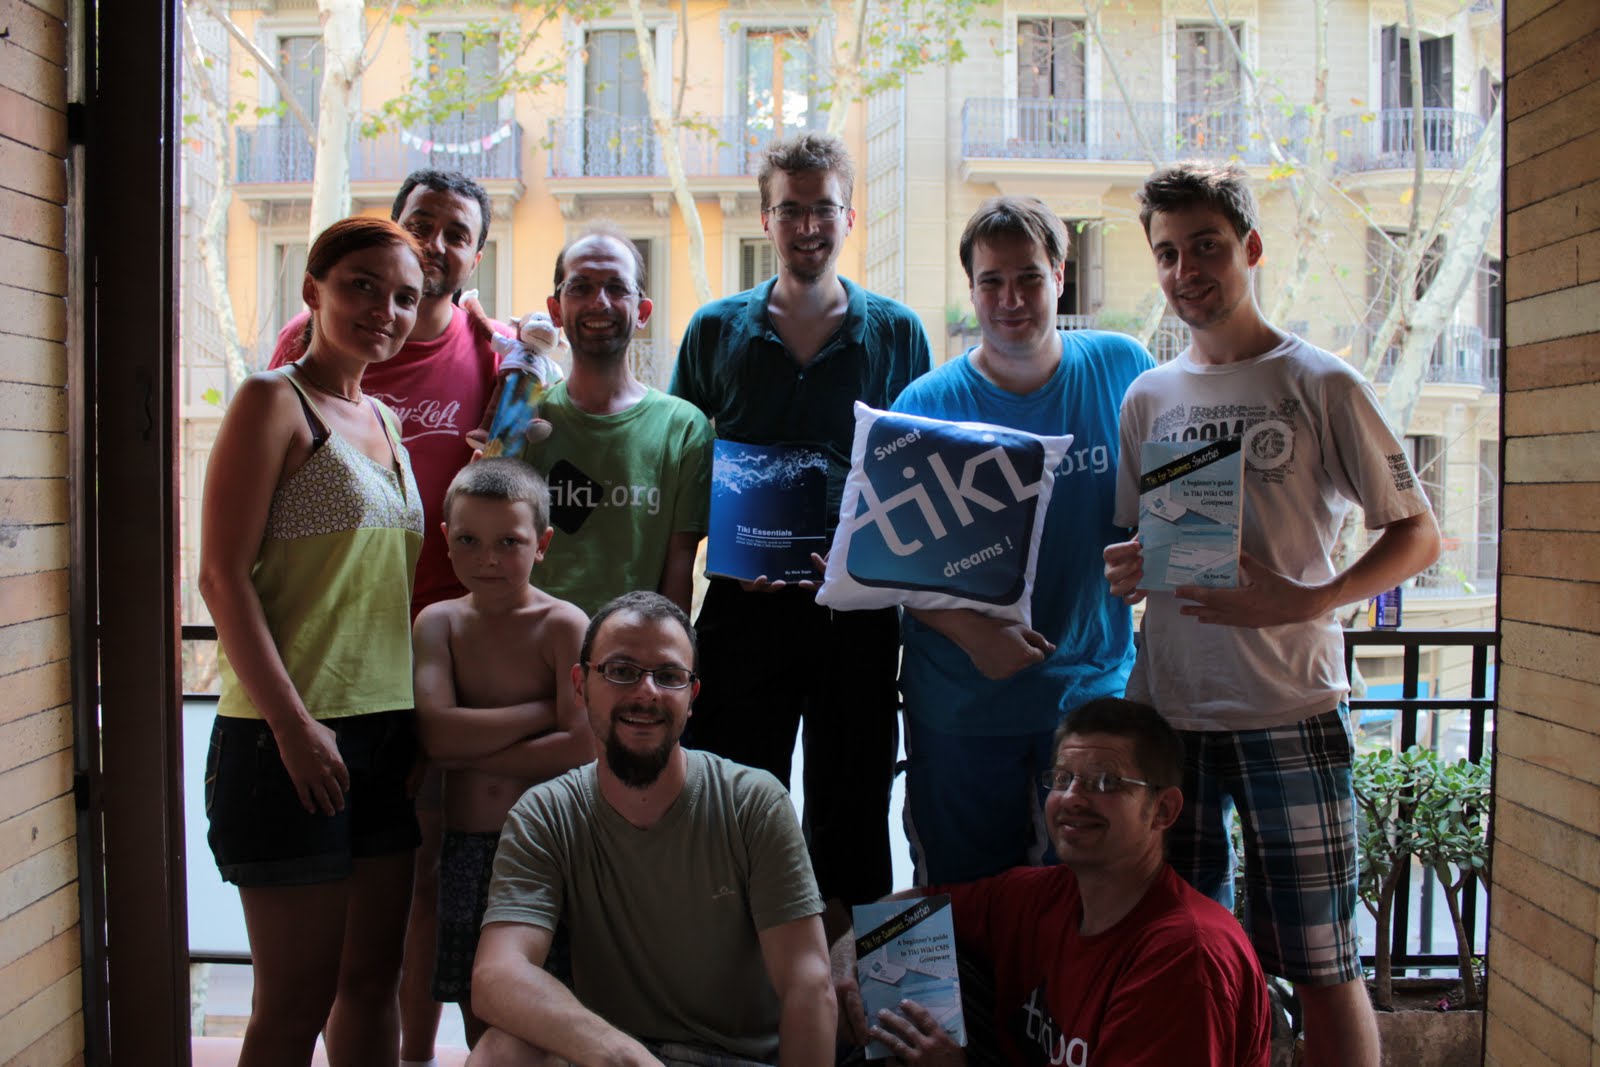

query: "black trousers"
left=685, top=578, right=899, bottom=905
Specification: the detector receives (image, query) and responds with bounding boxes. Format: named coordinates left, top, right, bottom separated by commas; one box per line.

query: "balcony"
left=1329, top=108, right=1486, bottom=176
left=1412, top=535, right=1499, bottom=598
left=959, top=98, right=1308, bottom=191
left=233, top=120, right=524, bottom=196
left=544, top=112, right=826, bottom=213
left=1347, top=323, right=1501, bottom=393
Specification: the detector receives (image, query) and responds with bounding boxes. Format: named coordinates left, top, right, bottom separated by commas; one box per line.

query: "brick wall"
left=0, top=0, right=83, bottom=1064
left=1486, top=0, right=1600, bottom=1064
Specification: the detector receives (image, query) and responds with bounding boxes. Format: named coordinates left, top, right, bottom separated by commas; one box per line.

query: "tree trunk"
left=309, top=0, right=364, bottom=243
left=1435, top=865, right=1481, bottom=1007
left=182, top=11, right=253, bottom=388
left=627, top=0, right=713, bottom=307
left=1371, top=870, right=1401, bottom=1011
left=1378, top=104, right=1501, bottom=433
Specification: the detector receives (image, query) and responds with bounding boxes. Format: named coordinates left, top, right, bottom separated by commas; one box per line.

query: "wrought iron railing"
left=234, top=119, right=524, bottom=185
left=546, top=112, right=826, bottom=180
left=1328, top=108, right=1486, bottom=173
left=183, top=624, right=1498, bottom=974
left=960, top=98, right=1309, bottom=165
left=1340, top=323, right=1499, bottom=389
left=1346, top=629, right=1496, bottom=973
left=1411, top=535, right=1499, bottom=597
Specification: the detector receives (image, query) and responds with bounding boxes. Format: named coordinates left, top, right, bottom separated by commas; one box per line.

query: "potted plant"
left=1353, top=745, right=1491, bottom=1065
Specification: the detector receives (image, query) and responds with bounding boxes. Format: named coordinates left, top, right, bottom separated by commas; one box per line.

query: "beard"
left=603, top=707, right=678, bottom=788
left=422, top=258, right=467, bottom=301
left=567, top=315, right=634, bottom=365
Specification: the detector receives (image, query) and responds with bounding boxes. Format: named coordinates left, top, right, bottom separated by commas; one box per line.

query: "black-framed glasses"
left=557, top=277, right=640, bottom=302
left=765, top=202, right=846, bottom=223
left=586, top=659, right=697, bottom=690
left=1039, top=769, right=1159, bottom=795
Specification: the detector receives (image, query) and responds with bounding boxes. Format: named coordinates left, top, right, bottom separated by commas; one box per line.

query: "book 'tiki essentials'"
left=707, top=439, right=831, bottom=583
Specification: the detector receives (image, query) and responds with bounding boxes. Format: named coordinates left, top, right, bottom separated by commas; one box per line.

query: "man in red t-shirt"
left=834, top=698, right=1272, bottom=1066
left=269, top=169, right=501, bottom=1067
left=270, top=169, right=502, bottom=617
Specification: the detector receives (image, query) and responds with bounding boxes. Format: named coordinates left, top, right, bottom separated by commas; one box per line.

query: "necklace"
left=293, top=358, right=362, bottom=405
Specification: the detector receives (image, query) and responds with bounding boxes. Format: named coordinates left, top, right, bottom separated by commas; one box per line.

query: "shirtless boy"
left=413, top=458, right=592, bottom=1045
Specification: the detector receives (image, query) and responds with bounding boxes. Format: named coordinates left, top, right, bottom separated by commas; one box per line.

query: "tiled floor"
left=192, top=964, right=471, bottom=1066
left=190, top=1037, right=470, bottom=1066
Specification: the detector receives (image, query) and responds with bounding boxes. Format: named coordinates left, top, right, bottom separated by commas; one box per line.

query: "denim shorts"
left=205, top=709, right=421, bottom=888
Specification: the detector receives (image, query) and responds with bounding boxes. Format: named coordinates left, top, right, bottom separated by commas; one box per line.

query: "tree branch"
left=190, top=0, right=316, bottom=138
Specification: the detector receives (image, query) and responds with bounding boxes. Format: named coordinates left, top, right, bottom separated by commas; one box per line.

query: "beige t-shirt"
left=1113, top=335, right=1432, bottom=731
left=485, top=751, right=823, bottom=1062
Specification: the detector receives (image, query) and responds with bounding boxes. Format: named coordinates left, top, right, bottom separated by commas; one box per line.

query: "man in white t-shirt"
left=1104, top=161, right=1440, bottom=1067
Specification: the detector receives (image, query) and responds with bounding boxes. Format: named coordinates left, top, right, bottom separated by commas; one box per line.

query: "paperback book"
left=1138, top=437, right=1245, bottom=591
left=853, top=895, right=966, bottom=1060
left=707, top=439, right=830, bottom=583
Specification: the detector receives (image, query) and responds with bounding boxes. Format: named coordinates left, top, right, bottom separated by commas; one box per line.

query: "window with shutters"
left=1175, top=22, right=1245, bottom=154
left=426, top=30, right=501, bottom=127
left=584, top=29, right=654, bottom=176
left=278, top=34, right=323, bottom=122
left=1016, top=18, right=1086, bottom=150
left=1058, top=220, right=1102, bottom=318
left=1379, top=27, right=1455, bottom=157
left=742, top=28, right=818, bottom=143
left=740, top=238, right=778, bottom=291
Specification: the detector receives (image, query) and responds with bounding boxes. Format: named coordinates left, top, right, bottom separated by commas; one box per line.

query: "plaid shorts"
left=1168, top=704, right=1360, bottom=986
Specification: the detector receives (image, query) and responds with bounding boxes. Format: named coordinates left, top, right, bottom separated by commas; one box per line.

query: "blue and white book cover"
left=854, top=895, right=966, bottom=1060
left=707, top=439, right=830, bottom=583
left=1138, top=438, right=1245, bottom=591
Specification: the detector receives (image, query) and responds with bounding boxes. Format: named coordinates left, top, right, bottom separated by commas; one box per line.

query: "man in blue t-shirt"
left=892, top=196, right=1153, bottom=885
left=671, top=134, right=930, bottom=908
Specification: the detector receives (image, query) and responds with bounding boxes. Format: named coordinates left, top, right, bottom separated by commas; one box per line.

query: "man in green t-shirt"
left=516, top=226, right=713, bottom=617
left=468, top=592, right=836, bottom=1066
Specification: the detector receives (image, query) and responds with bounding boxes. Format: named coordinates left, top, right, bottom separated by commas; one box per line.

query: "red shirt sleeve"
left=266, top=311, right=312, bottom=369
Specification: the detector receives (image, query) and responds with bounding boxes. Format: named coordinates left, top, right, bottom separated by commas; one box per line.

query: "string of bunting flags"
left=397, top=122, right=515, bottom=155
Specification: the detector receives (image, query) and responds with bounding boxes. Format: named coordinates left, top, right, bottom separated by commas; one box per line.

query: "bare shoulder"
left=414, top=595, right=467, bottom=641
left=524, top=590, right=587, bottom=649
left=225, top=370, right=300, bottom=427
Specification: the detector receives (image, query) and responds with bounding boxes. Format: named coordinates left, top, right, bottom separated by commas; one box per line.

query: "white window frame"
left=561, top=15, right=676, bottom=175
left=256, top=228, right=311, bottom=355
left=464, top=235, right=511, bottom=325
left=722, top=225, right=779, bottom=296
left=407, top=17, right=516, bottom=126
left=253, top=17, right=327, bottom=125
left=720, top=12, right=834, bottom=134
left=1165, top=14, right=1257, bottom=153
left=1367, top=9, right=1460, bottom=117
left=1000, top=10, right=1101, bottom=148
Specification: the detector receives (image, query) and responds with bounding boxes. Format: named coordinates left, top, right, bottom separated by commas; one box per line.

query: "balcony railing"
left=234, top=120, right=524, bottom=185
left=1346, top=629, right=1495, bottom=974
left=961, top=98, right=1308, bottom=166
left=546, top=112, right=826, bottom=180
left=1352, top=323, right=1499, bottom=389
left=1412, top=535, right=1499, bottom=597
left=180, top=622, right=1498, bottom=975
left=1329, top=108, right=1485, bottom=173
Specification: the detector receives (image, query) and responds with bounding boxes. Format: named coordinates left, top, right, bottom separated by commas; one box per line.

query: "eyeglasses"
left=765, top=202, right=846, bottom=223
left=558, top=278, right=640, bottom=302
left=1039, top=770, right=1159, bottom=795
left=586, top=660, right=697, bottom=690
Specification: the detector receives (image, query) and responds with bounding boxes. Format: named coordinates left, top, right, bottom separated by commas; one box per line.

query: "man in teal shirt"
left=671, top=133, right=930, bottom=907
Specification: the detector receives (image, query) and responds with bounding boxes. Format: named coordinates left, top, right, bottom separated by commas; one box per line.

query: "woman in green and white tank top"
left=199, top=217, right=427, bottom=1067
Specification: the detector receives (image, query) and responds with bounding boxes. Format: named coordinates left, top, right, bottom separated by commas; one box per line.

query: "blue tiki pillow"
left=816, top=402, right=1073, bottom=627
